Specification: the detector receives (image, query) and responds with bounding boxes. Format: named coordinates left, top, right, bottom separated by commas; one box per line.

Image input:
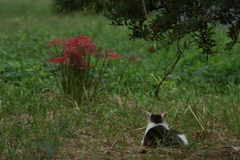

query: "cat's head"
left=145, top=111, right=168, bottom=124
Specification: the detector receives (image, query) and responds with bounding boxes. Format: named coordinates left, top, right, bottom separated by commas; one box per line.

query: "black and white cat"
left=141, top=112, right=188, bottom=147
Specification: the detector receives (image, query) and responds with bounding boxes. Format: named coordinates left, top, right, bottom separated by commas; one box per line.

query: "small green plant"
left=47, top=35, right=123, bottom=103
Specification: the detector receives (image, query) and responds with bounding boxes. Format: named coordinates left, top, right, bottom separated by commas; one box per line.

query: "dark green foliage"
left=56, top=0, right=240, bottom=57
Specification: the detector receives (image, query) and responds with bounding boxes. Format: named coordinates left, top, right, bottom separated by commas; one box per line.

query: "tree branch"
left=155, top=12, right=183, bottom=100
left=154, top=49, right=182, bottom=100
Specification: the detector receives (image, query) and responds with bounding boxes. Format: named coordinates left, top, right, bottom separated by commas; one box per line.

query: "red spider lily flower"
left=80, top=35, right=90, bottom=42
left=48, top=56, right=68, bottom=65
left=63, top=35, right=97, bottom=57
left=48, top=35, right=97, bottom=70
left=106, top=52, right=122, bottom=60
left=47, top=38, right=63, bottom=46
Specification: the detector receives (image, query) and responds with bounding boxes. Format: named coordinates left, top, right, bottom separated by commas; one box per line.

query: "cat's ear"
left=145, top=111, right=151, bottom=119
left=161, top=112, right=168, bottom=120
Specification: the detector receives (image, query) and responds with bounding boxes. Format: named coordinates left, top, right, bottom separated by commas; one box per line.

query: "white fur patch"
left=178, top=134, right=188, bottom=146
left=141, top=121, right=170, bottom=145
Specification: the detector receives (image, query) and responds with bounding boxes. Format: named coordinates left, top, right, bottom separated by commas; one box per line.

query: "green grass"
left=1, top=0, right=240, bottom=159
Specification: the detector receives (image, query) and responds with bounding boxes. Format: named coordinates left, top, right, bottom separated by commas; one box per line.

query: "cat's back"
left=143, top=125, right=168, bottom=147
left=143, top=125, right=184, bottom=147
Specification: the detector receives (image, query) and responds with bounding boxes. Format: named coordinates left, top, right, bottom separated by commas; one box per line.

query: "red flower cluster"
left=50, top=56, right=67, bottom=64
left=48, top=35, right=97, bottom=69
left=106, top=52, right=122, bottom=60
left=47, top=37, right=62, bottom=46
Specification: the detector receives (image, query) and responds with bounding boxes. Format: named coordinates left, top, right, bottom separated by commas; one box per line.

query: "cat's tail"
left=178, top=134, right=188, bottom=146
